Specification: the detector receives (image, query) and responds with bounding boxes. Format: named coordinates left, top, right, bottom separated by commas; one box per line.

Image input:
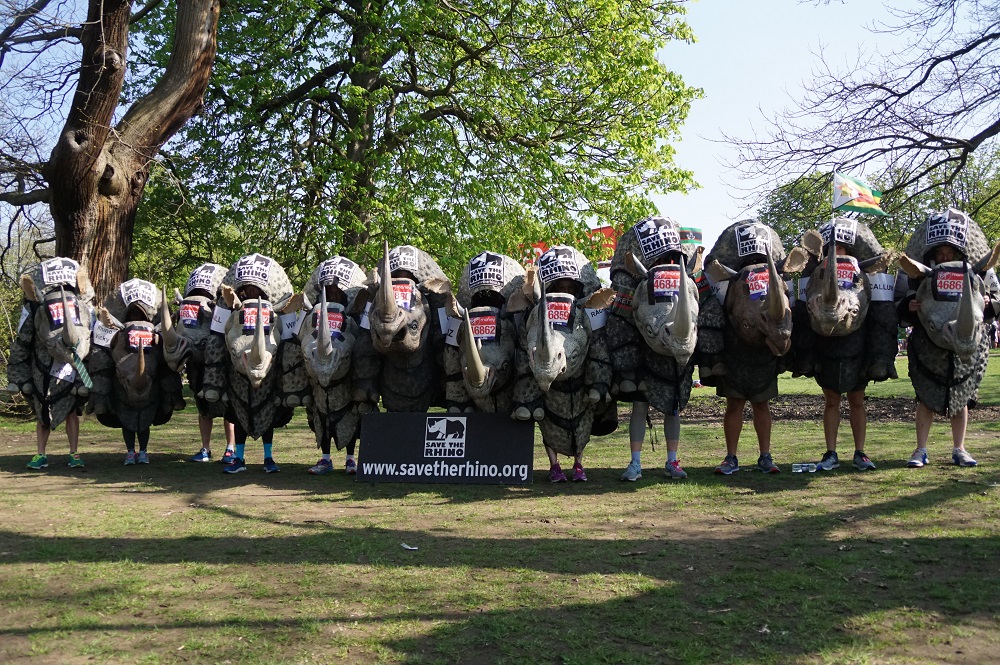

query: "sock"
left=346, top=454, right=355, bottom=462
left=235, top=444, right=246, bottom=459
left=226, top=444, right=235, bottom=453
left=263, top=443, right=273, bottom=459
left=916, top=447, right=927, bottom=453
left=631, top=451, right=641, bottom=465
left=952, top=447, right=964, bottom=453
left=322, top=453, right=331, bottom=461
left=667, top=450, right=678, bottom=463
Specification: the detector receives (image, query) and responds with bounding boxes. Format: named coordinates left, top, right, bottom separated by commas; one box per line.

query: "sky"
left=652, top=0, right=905, bottom=249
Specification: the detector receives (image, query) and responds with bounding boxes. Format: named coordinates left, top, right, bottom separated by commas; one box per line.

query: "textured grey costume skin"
left=790, top=219, right=899, bottom=393
left=897, top=210, right=1000, bottom=416
left=7, top=259, right=94, bottom=429
left=365, top=244, right=453, bottom=413
left=201, top=254, right=296, bottom=439
left=296, top=258, right=369, bottom=451
left=606, top=217, right=699, bottom=416
left=162, top=263, right=229, bottom=419
left=518, top=246, right=613, bottom=457
left=450, top=253, right=526, bottom=414
left=704, top=221, right=792, bottom=398
left=88, top=280, right=185, bottom=433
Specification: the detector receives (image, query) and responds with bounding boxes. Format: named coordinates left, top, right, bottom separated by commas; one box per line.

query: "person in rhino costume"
left=790, top=219, right=897, bottom=472
left=160, top=263, right=237, bottom=464
left=607, top=216, right=699, bottom=481
left=88, top=278, right=186, bottom=464
left=297, top=256, right=371, bottom=475
left=8, top=258, right=94, bottom=469
left=895, top=208, right=1000, bottom=468
left=703, top=220, right=802, bottom=475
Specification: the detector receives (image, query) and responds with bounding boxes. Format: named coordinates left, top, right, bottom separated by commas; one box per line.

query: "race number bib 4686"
left=746, top=269, right=769, bottom=301
left=936, top=271, right=965, bottom=300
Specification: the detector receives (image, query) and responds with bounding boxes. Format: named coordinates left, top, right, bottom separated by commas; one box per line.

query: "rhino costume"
left=896, top=209, right=1000, bottom=417
left=296, top=256, right=370, bottom=462
left=364, top=243, right=454, bottom=412
left=7, top=258, right=95, bottom=430
left=607, top=216, right=700, bottom=417
left=703, top=220, right=795, bottom=401
left=201, top=253, right=299, bottom=445
left=516, top=245, right=614, bottom=473
left=88, top=278, right=186, bottom=444
left=449, top=252, right=526, bottom=414
left=161, top=263, right=229, bottom=419
left=790, top=218, right=899, bottom=392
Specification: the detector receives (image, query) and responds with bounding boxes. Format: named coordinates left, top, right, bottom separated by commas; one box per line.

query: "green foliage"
left=128, top=0, right=701, bottom=282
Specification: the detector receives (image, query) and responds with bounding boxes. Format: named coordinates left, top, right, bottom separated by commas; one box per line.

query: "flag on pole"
left=832, top=172, right=887, bottom=216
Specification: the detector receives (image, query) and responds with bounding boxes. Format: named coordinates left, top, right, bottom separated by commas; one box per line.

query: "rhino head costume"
left=516, top=245, right=614, bottom=456
left=359, top=242, right=453, bottom=412
left=88, top=278, right=185, bottom=432
left=7, top=258, right=95, bottom=429
left=449, top=251, right=526, bottom=413
left=898, top=209, right=1000, bottom=416
left=161, top=263, right=229, bottom=418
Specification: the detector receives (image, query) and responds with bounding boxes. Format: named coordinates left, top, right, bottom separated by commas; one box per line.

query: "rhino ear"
left=98, top=306, right=123, bottom=331
left=801, top=230, right=824, bottom=257
left=584, top=287, right=616, bottom=310
left=173, top=288, right=184, bottom=305
left=859, top=251, right=894, bottom=274
left=422, top=276, right=452, bottom=296
left=19, top=274, right=38, bottom=302
left=281, top=292, right=305, bottom=314
left=75, top=267, right=95, bottom=303
left=899, top=254, right=932, bottom=279
left=782, top=246, right=811, bottom=274
left=973, top=242, right=1000, bottom=274
left=445, top=292, right=463, bottom=319
left=221, top=284, right=240, bottom=310
left=689, top=246, right=704, bottom=275
left=507, top=270, right=537, bottom=313
left=705, top=260, right=737, bottom=283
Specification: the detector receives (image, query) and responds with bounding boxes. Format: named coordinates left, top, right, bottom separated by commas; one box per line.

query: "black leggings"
left=234, top=423, right=273, bottom=446
left=123, top=428, right=150, bottom=452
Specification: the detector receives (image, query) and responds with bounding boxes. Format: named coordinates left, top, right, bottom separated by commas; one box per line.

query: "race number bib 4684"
left=652, top=267, right=681, bottom=300
left=179, top=303, right=201, bottom=328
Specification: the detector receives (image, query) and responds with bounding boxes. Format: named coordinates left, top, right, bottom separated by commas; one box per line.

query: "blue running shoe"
left=138, top=451, right=150, bottom=464
left=907, top=449, right=928, bottom=468
left=219, top=449, right=235, bottom=464
left=952, top=448, right=978, bottom=467
left=189, top=448, right=212, bottom=462
left=124, top=451, right=138, bottom=466
left=263, top=457, right=281, bottom=473
left=223, top=457, right=246, bottom=474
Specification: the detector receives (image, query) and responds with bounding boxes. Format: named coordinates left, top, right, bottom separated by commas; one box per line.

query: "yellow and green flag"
left=832, top=172, right=887, bottom=216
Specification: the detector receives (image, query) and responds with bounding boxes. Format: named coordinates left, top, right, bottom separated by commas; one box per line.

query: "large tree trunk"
left=45, top=0, right=220, bottom=302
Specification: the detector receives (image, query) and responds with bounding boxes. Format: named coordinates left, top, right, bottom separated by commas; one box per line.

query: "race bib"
left=179, top=302, right=201, bottom=328
left=470, top=313, right=497, bottom=341
left=586, top=307, right=608, bottom=330
left=545, top=296, right=574, bottom=327
left=869, top=273, right=894, bottom=302
left=210, top=305, right=232, bottom=333
left=241, top=305, right=272, bottom=333
left=92, top=321, right=117, bottom=348
left=128, top=328, right=155, bottom=351
left=47, top=300, right=80, bottom=327
left=935, top=270, right=965, bottom=301
left=651, top=266, right=681, bottom=301
left=836, top=257, right=859, bottom=289
left=610, top=289, right=633, bottom=316
left=392, top=280, right=414, bottom=310
left=281, top=311, right=306, bottom=340
left=313, top=308, right=345, bottom=340
left=746, top=268, right=769, bottom=301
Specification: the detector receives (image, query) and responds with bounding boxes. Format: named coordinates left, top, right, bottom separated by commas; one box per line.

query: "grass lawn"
left=0, top=354, right=998, bottom=664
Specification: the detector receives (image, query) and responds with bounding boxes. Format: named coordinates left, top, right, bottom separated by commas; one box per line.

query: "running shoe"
left=309, top=458, right=333, bottom=475
left=67, top=453, right=85, bottom=468
left=124, top=451, right=138, bottom=466
left=345, top=458, right=357, bottom=475
left=138, top=451, right=150, bottom=464
left=220, top=449, right=235, bottom=464
left=223, top=457, right=246, bottom=474
left=572, top=462, right=588, bottom=482
left=757, top=453, right=780, bottom=474
left=549, top=463, right=567, bottom=483
left=907, top=449, right=928, bottom=468
left=952, top=448, right=978, bottom=467
left=665, top=459, right=688, bottom=479
left=816, top=450, right=840, bottom=471
left=853, top=451, right=876, bottom=471
left=189, top=448, right=212, bottom=462
left=714, top=454, right=739, bottom=475
left=26, top=454, right=48, bottom=470
left=620, top=460, right=642, bottom=482
left=263, top=457, right=281, bottom=473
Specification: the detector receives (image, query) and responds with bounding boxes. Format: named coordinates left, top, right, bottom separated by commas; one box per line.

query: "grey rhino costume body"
left=896, top=209, right=1000, bottom=416
left=703, top=221, right=795, bottom=399
left=7, top=258, right=94, bottom=429
left=606, top=216, right=700, bottom=416
left=88, top=278, right=185, bottom=432
left=161, top=263, right=229, bottom=419
left=365, top=243, right=454, bottom=412
left=790, top=218, right=899, bottom=393
left=450, top=252, right=526, bottom=414
left=517, top=245, right=614, bottom=457
left=201, top=253, right=298, bottom=438
left=296, top=256, right=370, bottom=451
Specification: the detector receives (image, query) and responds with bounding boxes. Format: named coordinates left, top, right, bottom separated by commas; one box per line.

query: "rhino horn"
left=251, top=301, right=265, bottom=366
left=957, top=268, right=977, bottom=340
left=766, top=252, right=788, bottom=322
left=673, top=258, right=692, bottom=340
left=461, top=306, right=487, bottom=387
left=823, top=239, right=839, bottom=306
left=317, top=288, right=334, bottom=360
left=160, top=286, right=179, bottom=352
left=59, top=286, right=78, bottom=349
left=134, top=334, right=148, bottom=390
left=377, top=240, right=397, bottom=322
left=627, top=253, right=649, bottom=279
left=536, top=280, right=552, bottom=362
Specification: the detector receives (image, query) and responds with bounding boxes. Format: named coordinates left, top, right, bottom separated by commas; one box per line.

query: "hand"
left=908, top=299, right=921, bottom=312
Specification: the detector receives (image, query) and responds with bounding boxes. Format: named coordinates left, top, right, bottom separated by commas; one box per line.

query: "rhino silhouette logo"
left=634, top=216, right=680, bottom=260
left=40, top=258, right=79, bottom=287
left=538, top=245, right=582, bottom=284
left=469, top=252, right=505, bottom=288
left=736, top=223, right=770, bottom=257
left=236, top=253, right=273, bottom=287
left=389, top=246, right=419, bottom=274
left=186, top=264, right=221, bottom=294
left=926, top=210, right=969, bottom=249
left=319, top=257, right=358, bottom=287
left=424, top=416, right=467, bottom=458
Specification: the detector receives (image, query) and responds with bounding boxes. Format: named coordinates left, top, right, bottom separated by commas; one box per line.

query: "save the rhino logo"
left=469, top=252, right=505, bottom=288
left=926, top=210, right=969, bottom=249
left=235, top=254, right=273, bottom=288
left=424, top=416, right=467, bottom=458
left=319, top=257, right=358, bottom=287
left=120, top=279, right=157, bottom=308
left=820, top=220, right=858, bottom=247
left=538, top=245, right=582, bottom=284
left=185, top=264, right=220, bottom=295
left=389, top=246, right=419, bottom=274
left=634, top=217, right=680, bottom=261
left=40, top=258, right=78, bottom=288
left=736, top=223, right=770, bottom=257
